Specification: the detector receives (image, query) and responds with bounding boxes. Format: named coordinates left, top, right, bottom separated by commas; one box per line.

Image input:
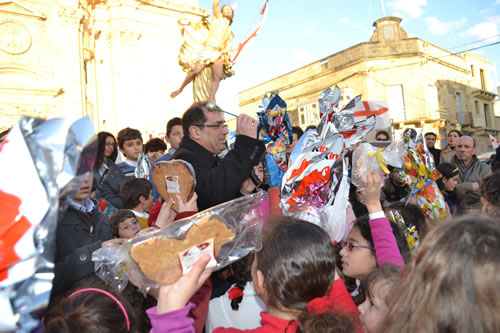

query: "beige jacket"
left=439, top=145, right=455, bottom=164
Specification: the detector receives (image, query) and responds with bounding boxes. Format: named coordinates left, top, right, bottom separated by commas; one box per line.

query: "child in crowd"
left=145, top=138, right=167, bottom=154
left=93, top=131, right=122, bottom=216
left=147, top=217, right=360, bottom=332
left=120, top=178, right=154, bottom=229
left=52, top=172, right=116, bottom=297
left=340, top=171, right=408, bottom=301
left=239, top=159, right=265, bottom=196
left=385, top=217, right=500, bottom=332
left=117, top=127, right=143, bottom=178
left=45, top=275, right=148, bottom=332
left=150, top=117, right=184, bottom=202
left=109, top=209, right=142, bottom=239
left=93, top=131, right=119, bottom=186
left=387, top=201, right=428, bottom=240
left=436, top=162, right=459, bottom=215
left=480, top=172, right=500, bottom=218
left=205, top=255, right=266, bottom=332
left=98, top=128, right=144, bottom=209
left=358, top=264, right=402, bottom=333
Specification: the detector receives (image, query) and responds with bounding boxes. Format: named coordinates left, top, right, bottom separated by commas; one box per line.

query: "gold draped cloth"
left=177, top=17, right=235, bottom=102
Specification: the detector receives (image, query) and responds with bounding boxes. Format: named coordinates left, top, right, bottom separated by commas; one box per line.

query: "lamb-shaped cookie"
left=129, top=215, right=234, bottom=285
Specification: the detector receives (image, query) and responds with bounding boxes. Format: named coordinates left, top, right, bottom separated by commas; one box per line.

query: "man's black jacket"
left=172, top=135, right=265, bottom=211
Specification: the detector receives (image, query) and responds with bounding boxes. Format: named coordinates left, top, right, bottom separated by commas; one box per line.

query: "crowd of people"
left=5, top=0, right=497, bottom=331
left=42, top=97, right=500, bottom=332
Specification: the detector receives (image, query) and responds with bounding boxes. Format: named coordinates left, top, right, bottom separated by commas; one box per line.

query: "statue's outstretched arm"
left=213, top=0, right=222, bottom=18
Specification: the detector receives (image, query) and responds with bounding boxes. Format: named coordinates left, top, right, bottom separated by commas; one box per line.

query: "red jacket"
left=213, top=279, right=361, bottom=333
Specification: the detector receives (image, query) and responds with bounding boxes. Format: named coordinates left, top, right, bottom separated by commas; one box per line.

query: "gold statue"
left=170, top=0, right=236, bottom=103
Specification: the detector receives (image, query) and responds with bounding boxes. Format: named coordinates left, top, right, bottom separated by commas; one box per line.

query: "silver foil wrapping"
left=0, top=117, right=96, bottom=332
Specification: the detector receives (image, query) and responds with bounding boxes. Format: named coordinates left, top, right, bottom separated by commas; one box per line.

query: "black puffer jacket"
left=172, top=135, right=265, bottom=211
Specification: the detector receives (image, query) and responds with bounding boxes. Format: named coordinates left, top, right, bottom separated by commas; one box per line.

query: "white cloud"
left=460, top=16, right=500, bottom=41
left=424, top=17, right=466, bottom=35
left=387, top=0, right=427, bottom=18
left=496, top=0, right=500, bottom=5
left=339, top=17, right=349, bottom=24
left=303, top=26, right=316, bottom=36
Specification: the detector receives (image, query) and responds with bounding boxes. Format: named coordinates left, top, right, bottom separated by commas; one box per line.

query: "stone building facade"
left=0, top=0, right=207, bottom=138
left=238, top=17, right=498, bottom=153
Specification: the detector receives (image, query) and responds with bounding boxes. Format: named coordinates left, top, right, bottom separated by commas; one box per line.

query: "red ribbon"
left=307, top=295, right=337, bottom=314
left=230, top=0, right=269, bottom=66
left=228, top=286, right=244, bottom=300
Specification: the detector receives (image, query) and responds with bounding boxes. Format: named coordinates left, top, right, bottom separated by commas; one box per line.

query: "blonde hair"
left=385, top=217, right=500, bottom=332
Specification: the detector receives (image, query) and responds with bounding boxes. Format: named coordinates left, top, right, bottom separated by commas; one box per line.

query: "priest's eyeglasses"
left=194, top=121, right=228, bottom=129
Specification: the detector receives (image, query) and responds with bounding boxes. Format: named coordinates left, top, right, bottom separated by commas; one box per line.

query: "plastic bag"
left=93, top=192, right=267, bottom=292
left=135, top=153, right=152, bottom=179
left=351, top=141, right=405, bottom=191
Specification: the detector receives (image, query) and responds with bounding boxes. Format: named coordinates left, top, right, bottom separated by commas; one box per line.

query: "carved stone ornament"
left=0, top=20, right=32, bottom=55
left=58, top=6, right=84, bottom=27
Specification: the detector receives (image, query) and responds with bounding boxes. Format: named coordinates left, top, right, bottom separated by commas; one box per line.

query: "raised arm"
left=359, top=171, right=405, bottom=270
left=213, top=0, right=222, bottom=18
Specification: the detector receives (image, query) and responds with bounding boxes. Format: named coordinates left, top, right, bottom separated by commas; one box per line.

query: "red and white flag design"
left=353, top=101, right=390, bottom=130
left=489, top=133, right=499, bottom=149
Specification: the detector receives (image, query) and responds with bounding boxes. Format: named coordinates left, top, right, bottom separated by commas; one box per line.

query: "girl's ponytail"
left=229, top=281, right=246, bottom=310
left=227, top=254, right=253, bottom=311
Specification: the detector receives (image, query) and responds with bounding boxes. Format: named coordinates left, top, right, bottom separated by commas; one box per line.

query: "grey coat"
left=451, top=155, right=492, bottom=212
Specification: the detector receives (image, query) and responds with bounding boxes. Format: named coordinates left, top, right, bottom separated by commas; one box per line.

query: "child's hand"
left=155, top=199, right=176, bottom=228
left=240, top=177, right=256, bottom=196
left=358, top=171, right=383, bottom=213
left=101, top=238, right=126, bottom=247
left=176, top=193, right=198, bottom=213
left=156, top=254, right=212, bottom=314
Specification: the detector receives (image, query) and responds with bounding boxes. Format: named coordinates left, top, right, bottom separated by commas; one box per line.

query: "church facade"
left=0, top=0, right=206, bottom=138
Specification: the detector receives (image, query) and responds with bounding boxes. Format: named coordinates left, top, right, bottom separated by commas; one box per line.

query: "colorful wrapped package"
left=282, top=87, right=376, bottom=241
left=282, top=133, right=357, bottom=242
left=257, top=94, right=292, bottom=186
left=388, top=210, right=419, bottom=255
left=281, top=133, right=345, bottom=212
left=0, top=117, right=96, bottom=331
left=402, top=132, right=447, bottom=221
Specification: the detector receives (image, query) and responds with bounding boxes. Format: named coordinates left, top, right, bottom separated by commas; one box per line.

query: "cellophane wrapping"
left=93, top=192, right=267, bottom=293
left=351, top=141, right=405, bottom=191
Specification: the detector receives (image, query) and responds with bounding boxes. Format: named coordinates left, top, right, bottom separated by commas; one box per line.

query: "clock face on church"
left=0, top=20, right=32, bottom=55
